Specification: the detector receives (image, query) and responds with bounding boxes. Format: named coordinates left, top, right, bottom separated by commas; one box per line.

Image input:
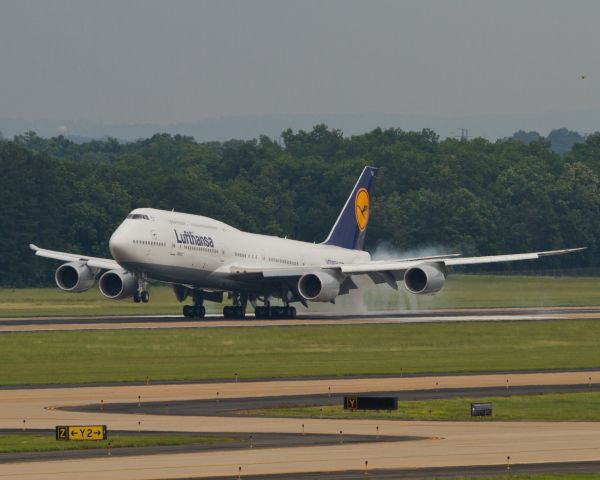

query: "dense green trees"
left=1, top=126, right=598, bottom=286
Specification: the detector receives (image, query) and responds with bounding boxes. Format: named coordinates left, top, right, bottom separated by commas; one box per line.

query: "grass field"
left=0, top=432, right=238, bottom=453
left=2, top=320, right=600, bottom=385
left=242, top=392, right=600, bottom=422
left=0, top=286, right=197, bottom=317
left=2, top=275, right=600, bottom=317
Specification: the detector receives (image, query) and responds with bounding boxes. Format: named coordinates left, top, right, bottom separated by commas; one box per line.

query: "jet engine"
left=99, top=270, right=138, bottom=300
left=404, top=264, right=446, bottom=295
left=298, top=271, right=342, bottom=302
left=55, top=262, right=96, bottom=292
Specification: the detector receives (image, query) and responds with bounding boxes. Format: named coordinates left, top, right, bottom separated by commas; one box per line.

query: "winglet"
left=29, top=244, right=39, bottom=252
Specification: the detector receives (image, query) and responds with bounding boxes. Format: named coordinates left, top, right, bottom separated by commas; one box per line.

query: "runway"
left=3, top=309, right=600, bottom=478
left=3, top=305, right=600, bottom=332
left=2, top=371, right=600, bottom=479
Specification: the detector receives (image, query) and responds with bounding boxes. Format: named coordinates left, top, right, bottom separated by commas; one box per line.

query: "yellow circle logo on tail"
left=355, top=188, right=370, bottom=231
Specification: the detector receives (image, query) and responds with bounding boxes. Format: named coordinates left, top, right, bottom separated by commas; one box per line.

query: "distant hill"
left=1, top=109, right=600, bottom=143
left=510, top=128, right=587, bottom=154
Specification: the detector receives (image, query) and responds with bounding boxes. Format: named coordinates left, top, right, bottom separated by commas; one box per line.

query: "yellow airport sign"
left=344, top=396, right=358, bottom=410
left=55, top=425, right=107, bottom=441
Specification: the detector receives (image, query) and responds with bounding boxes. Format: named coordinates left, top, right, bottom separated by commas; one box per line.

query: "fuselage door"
left=170, top=230, right=177, bottom=257
left=219, top=228, right=227, bottom=263
left=150, top=230, right=159, bottom=258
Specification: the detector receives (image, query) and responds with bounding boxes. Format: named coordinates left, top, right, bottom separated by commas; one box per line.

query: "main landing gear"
left=183, top=290, right=206, bottom=318
left=223, top=292, right=247, bottom=319
left=183, top=304, right=205, bottom=318
left=223, top=305, right=245, bottom=319
left=133, top=277, right=150, bottom=303
left=219, top=293, right=298, bottom=319
left=254, top=305, right=296, bottom=319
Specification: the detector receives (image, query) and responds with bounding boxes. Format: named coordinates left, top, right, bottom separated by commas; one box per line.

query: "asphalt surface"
left=0, top=430, right=413, bottom=464
left=3, top=305, right=600, bottom=332
left=65, top=383, right=600, bottom=417
left=196, top=461, right=600, bottom=479
left=6, top=305, right=600, bottom=323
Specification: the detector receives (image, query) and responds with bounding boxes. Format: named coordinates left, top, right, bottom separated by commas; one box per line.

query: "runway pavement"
left=3, top=305, right=600, bottom=332
left=2, top=371, right=600, bottom=479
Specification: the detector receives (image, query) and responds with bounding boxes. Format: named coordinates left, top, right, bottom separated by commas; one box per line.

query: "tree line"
left=1, top=125, right=600, bottom=287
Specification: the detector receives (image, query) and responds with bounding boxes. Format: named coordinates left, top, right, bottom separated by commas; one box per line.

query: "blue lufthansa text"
left=174, top=230, right=215, bottom=248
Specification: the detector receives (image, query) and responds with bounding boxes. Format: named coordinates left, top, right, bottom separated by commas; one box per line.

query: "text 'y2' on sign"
left=55, top=425, right=107, bottom=441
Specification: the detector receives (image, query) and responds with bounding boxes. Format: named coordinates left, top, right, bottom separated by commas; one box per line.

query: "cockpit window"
left=127, top=214, right=150, bottom=220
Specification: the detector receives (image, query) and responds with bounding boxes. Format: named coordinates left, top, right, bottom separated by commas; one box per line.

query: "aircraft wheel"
left=133, top=291, right=142, bottom=303
left=254, top=306, right=263, bottom=319
left=288, top=306, right=297, bottom=319
left=183, top=305, right=194, bottom=318
left=236, top=306, right=245, bottom=319
left=141, top=290, right=150, bottom=303
left=194, top=305, right=206, bottom=318
left=223, top=306, right=232, bottom=318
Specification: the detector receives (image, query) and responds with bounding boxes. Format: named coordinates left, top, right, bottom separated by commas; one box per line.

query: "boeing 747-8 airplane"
left=31, top=166, right=582, bottom=319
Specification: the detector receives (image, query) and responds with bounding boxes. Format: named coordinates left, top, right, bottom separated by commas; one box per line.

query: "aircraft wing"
left=29, top=244, right=119, bottom=271
left=228, top=248, right=584, bottom=279
left=330, top=248, right=585, bottom=274
left=227, top=253, right=462, bottom=276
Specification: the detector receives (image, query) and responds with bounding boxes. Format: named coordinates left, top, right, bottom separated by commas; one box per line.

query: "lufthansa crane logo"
left=355, top=188, right=370, bottom=231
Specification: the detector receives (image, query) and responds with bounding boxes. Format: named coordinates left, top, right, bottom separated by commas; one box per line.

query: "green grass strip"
left=1, top=320, right=600, bottom=385
left=243, top=392, right=600, bottom=422
left=0, top=432, right=239, bottom=453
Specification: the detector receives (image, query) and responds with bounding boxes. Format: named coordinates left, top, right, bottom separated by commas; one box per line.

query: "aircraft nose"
left=109, top=227, right=130, bottom=262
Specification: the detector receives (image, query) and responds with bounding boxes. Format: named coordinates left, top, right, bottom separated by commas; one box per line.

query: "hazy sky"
left=1, top=0, right=599, bottom=125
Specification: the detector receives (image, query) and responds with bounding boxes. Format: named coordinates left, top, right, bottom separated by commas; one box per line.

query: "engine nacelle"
left=298, top=271, right=342, bottom=302
left=99, top=270, right=138, bottom=300
left=404, top=264, right=446, bottom=295
left=55, top=262, right=95, bottom=292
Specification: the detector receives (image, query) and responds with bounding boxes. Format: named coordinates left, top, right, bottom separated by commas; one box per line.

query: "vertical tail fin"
left=322, top=166, right=378, bottom=250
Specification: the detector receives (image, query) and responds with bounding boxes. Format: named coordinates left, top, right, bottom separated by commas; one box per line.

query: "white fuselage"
left=109, top=208, right=370, bottom=292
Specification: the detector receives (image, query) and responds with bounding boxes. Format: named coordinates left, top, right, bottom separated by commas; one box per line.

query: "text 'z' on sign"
left=55, top=425, right=107, bottom=441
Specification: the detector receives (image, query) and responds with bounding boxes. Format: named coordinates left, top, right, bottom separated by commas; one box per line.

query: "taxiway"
left=1, top=371, right=600, bottom=479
